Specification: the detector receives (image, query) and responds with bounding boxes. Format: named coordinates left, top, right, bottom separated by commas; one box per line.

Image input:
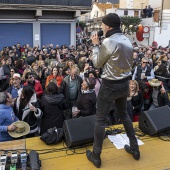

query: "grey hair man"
left=0, top=92, right=18, bottom=142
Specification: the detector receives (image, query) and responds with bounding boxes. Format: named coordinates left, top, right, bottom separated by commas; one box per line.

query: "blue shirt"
left=0, top=104, right=18, bottom=142
left=8, top=85, right=23, bottom=99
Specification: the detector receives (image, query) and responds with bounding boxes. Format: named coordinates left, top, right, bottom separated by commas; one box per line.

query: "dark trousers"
left=93, top=78, right=138, bottom=155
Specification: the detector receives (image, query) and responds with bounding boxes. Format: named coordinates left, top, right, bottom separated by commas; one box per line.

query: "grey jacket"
left=92, top=33, right=133, bottom=80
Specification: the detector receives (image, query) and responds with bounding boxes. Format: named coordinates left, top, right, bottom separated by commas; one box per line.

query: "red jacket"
left=24, top=80, right=43, bottom=98
left=45, top=74, right=63, bottom=87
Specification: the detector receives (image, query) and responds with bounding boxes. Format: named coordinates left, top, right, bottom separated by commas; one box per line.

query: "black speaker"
left=63, top=115, right=95, bottom=148
left=139, top=106, right=170, bottom=136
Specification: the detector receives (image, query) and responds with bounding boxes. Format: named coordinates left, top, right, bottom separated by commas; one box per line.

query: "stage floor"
left=25, top=123, right=170, bottom=170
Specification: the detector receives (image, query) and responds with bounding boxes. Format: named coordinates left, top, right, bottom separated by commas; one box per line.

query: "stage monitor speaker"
left=139, top=106, right=170, bottom=136
left=63, top=115, right=95, bottom=148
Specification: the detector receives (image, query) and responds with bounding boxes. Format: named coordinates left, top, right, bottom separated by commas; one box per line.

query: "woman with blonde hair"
left=127, top=80, right=143, bottom=122
left=31, top=62, right=42, bottom=82
left=22, top=67, right=31, bottom=82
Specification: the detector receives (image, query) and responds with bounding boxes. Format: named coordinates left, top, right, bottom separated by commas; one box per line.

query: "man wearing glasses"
left=24, top=72, right=43, bottom=98
left=132, top=57, right=155, bottom=82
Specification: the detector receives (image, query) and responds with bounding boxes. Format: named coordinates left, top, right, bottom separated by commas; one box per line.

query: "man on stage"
left=86, top=13, right=140, bottom=168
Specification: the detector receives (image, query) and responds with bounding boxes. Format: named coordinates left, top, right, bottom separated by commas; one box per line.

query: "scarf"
left=105, top=27, right=122, bottom=38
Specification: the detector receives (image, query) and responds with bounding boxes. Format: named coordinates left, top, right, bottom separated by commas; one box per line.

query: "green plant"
left=120, top=16, right=142, bottom=35
left=76, top=21, right=86, bottom=31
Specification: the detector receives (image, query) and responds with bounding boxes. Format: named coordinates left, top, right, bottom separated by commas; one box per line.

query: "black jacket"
left=40, top=93, right=67, bottom=135
left=25, top=56, right=36, bottom=65
left=76, top=91, right=96, bottom=117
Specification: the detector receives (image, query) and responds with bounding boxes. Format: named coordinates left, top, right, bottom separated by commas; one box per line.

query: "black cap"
left=102, top=13, right=120, bottom=28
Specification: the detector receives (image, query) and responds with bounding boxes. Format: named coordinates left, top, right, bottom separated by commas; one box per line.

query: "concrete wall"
left=90, top=4, right=105, bottom=19
left=126, top=17, right=170, bottom=47
left=149, top=0, right=161, bottom=9
left=116, top=9, right=134, bottom=17
left=126, top=18, right=155, bottom=46
left=119, top=0, right=149, bottom=9
left=119, top=0, right=127, bottom=9
left=133, top=0, right=149, bottom=9
left=163, top=0, right=170, bottom=10
left=153, top=22, right=170, bottom=47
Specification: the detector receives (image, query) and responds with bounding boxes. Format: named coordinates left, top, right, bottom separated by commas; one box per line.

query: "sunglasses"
left=142, top=62, right=148, bottom=64
left=28, top=76, right=34, bottom=79
left=10, top=70, right=14, bottom=72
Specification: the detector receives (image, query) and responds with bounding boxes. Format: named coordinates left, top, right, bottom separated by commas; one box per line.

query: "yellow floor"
left=25, top=123, right=170, bottom=170
left=1, top=123, right=170, bottom=170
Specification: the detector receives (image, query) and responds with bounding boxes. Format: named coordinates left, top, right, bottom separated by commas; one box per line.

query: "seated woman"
left=40, top=82, right=67, bottom=135
left=14, top=86, right=42, bottom=138
left=72, top=77, right=97, bottom=118
left=45, top=67, right=63, bottom=87
left=127, top=80, right=143, bottom=122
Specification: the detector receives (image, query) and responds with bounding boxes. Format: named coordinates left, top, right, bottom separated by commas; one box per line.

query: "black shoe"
left=124, top=145, right=140, bottom=160
left=86, top=150, right=101, bottom=168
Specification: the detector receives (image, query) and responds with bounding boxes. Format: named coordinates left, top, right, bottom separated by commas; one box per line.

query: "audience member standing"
left=40, top=82, right=67, bottom=135
left=59, top=67, right=82, bottom=119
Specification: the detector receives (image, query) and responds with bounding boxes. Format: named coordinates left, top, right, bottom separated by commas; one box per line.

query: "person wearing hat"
left=147, top=79, right=170, bottom=110
left=86, top=13, right=140, bottom=168
left=72, top=77, right=97, bottom=118
left=7, top=73, right=23, bottom=100
left=0, top=92, right=19, bottom=142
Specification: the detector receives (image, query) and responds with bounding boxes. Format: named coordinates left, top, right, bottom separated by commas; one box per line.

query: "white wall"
left=126, top=18, right=155, bottom=46
left=90, top=4, right=104, bottom=19
left=149, top=0, right=162, bottom=9
left=116, top=9, right=134, bottom=17
left=154, top=24, right=170, bottom=47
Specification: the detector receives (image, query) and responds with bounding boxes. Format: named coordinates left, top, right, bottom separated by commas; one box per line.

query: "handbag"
left=40, top=127, right=63, bottom=145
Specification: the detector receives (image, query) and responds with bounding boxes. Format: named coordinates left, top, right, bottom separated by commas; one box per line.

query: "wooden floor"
left=26, top=123, right=170, bottom=170
left=1, top=123, right=170, bottom=170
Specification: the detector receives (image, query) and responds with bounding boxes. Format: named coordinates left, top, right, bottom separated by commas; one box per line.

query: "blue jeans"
left=93, top=78, right=138, bottom=155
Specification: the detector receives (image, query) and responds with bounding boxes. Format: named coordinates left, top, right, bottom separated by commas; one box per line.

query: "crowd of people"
left=0, top=34, right=170, bottom=142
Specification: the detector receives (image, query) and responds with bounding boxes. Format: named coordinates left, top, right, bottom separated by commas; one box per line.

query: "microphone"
left=97, top=30, right=104, bottom=37
left=86, top=30, right=103, bottom=44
